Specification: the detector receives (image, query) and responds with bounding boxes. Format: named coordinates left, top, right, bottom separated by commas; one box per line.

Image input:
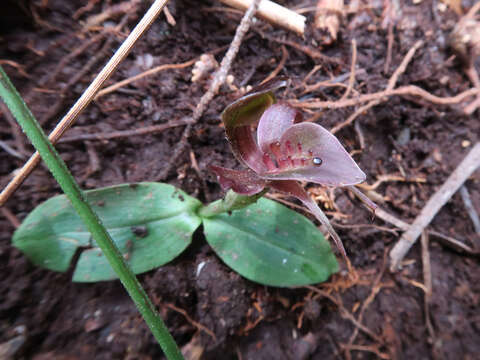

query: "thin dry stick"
left=96, top=59, right=196, bottom=98
left=41, top=32, right=106, bottom=86
left=156, top=0, right=260, bottom=180
left=387, top=41, right=424, bottom=89
left=257, top=30, right=342, bottom=65
left=464, top=94, right=480, bottom=114
left=459, top=185, right=480, bottom=234
left=0, top=60, right=29, bottom=78
left=305, top=285, right=383, bottom=343
left=219, top=0, right=306, bottom=35
left=297, top=85, right=480, bottom=110
left=260, top=45, right=288, bottom=84
left=421, top=231, right=432, bottom=299
left=96, top=44, right=233, bottom=99
left=331, top=40, right=423, bottom=134
left=390, top=142, right=480, bottom=271
left=39, top=17, right=129, bottom=126
left=81, top=0, right=139, bottom=31
left=342, top=344, right=390, bottom=360
left=384, top=21, right=394, bottom=74
left=375, top=207, right=478, bottom=255
left=345, top=250, right=388, bottom=358
left=59, top=119, right=192, bottom=143
left=165, top=303, right=216, bottom=341
left=421, top=231, right=436, bottom=341
left=0, top=0, right=169, bottom=207
left=0, top=207, right=21, bottom=228
left=340, top=39, right=357, bottom=101
left=0, top=140, right=25, bottom=159
left=1, top=103, right=28, bottom=155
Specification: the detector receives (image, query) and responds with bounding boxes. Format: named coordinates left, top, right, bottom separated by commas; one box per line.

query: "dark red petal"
left=229, top=126, right=266, bottom=174
left=221, top=78, right=289, bottom=172
left=210, top=165, right=266, bottom=195
left=260, top=123, right=366, bottom=187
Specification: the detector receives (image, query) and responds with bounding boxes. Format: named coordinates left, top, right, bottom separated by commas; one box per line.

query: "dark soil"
left=1, top=0, right=480, bottom=359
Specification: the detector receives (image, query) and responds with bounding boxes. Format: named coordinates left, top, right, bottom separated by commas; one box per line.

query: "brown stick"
left=459, top=185, right=480, bottom=235
left=219, top=0, right=306, bottom=35
left=165, top=303, right=216, bottom=341
left=390, top=143, right=480, bottom=271
left=331, top=40, right=423, bottom=133
left=340, top=39, right=357, bottom=100
left=95, top=59, right=196, bottom=99
left=156, top=0, right=261, bottom=181
left=59, top=119, right=192, bottom=143
left=421, top=231, right=436, bottom=343
left=260, top=45, right=288, bottom=85
left=257, top=31, right=342, bottom=65
left=1, top=207, right=21, bottom=228
left=305, top=285, right=383, bottom=344
left=296, top=85, right=480, bottom=110
left=0, top=0, right=170, bottom=207
left=375, top=207, right=479, bottom=256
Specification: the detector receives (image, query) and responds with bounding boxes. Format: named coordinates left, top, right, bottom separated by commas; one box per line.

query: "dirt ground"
left=1, top=0, right=480, bottom=359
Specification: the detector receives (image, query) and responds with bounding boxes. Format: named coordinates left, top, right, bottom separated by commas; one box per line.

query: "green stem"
left=199, top=189, right=266, bottom=218
left=0, top=66, right=184, bottom=360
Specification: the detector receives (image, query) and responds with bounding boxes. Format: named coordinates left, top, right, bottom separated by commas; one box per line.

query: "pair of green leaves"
left=12, top=183, right=338, bottom=286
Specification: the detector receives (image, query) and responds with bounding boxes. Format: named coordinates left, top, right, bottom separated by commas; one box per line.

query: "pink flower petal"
left=257, top=103, right=299, bottom=153
left=210, top=165, right=266, bottom=195
left=260, top=122, right=366, bottom=187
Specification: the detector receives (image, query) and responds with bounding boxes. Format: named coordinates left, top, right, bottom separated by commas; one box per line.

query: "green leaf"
left=13, top=183, right=201, bottom=282
left=202, top=198, right=338, bottom=287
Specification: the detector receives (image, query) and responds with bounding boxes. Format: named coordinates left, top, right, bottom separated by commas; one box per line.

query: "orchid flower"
left=211, top=78, right=367, bottom=261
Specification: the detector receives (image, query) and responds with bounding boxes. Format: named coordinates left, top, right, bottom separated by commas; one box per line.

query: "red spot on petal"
left=297, top=143, right=302, bottom=152
left=269, top=142, right=282, bottom=163
left=287, top=156, right=294, bottom=166
left=285, top=140, right=293, bottom=155
left=263, top=153, right=277, bottom=171
left=278, top=157, right=288, bottom=169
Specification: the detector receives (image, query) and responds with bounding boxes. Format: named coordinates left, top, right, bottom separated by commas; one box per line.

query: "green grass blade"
left=0, top=66, right=184, bottom=360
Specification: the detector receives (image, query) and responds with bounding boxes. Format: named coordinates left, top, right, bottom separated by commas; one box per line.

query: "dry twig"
left=59, top=119, right=192, bottom=143
left=40, top=17, right=129, bottom=126
left=156, top=0, right=261, bottom=181
left=256, top=30, right=342, bottom=65
left=305, top=285, right=383, bottom=344
left=219, top=0, right=306, bottom=35
left=165, top=303, right=216, bottom=341
left=421, top=231, right=435, bottom=343
left=340, top=39, right=357, bottom=101
left=0, top=0, right=170, bottom=207
left=330, top=40, right=423, bottom=134
left=459, top=185, right=480, bottom=235
left=0, top=141, right=25, bottom=160
left=390, top=143, right=480, bottom=271
left=344, top=249, right=389, bottom=360
left=296, top=85, right=479, bottom=111
left=1, top=207, right=21, bottom=228
left=96, top=59, right=196, bottom=98
left=375, top=207, right=479, bottom=256
left=260, top=45, right=288, bottom=85
left=0, top=60, right=30, bottom=78
left=1, top=103, right=28, bottom=156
